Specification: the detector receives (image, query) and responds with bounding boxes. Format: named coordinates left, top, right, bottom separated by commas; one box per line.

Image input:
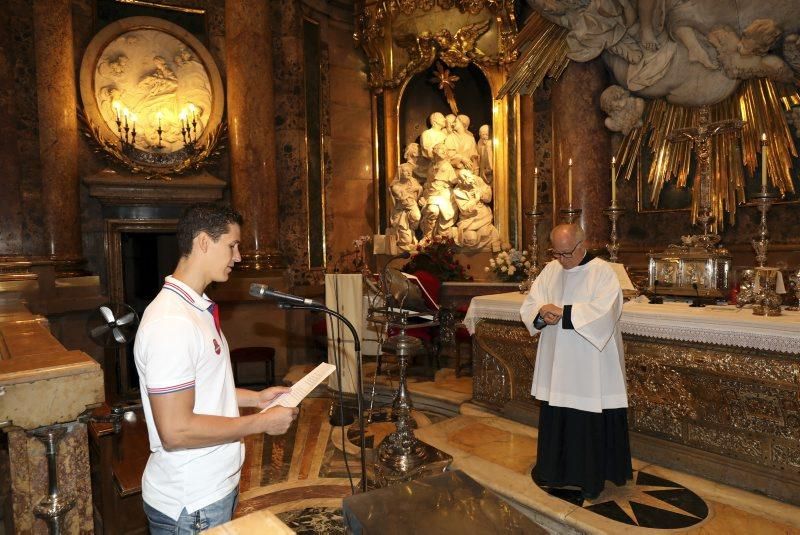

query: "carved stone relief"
left=527, top=0, right=800, bottom=106
left=79, top=17, right=225, bottom=174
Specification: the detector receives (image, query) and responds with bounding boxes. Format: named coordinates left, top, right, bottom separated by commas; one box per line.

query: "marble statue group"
left=389, top=112, right=501, bottom=252
left=528, top=0, right=800, bottom=131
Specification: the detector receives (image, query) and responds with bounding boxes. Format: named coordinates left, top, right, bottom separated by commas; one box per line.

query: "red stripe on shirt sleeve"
left=147, top=380, right=195, bottom=395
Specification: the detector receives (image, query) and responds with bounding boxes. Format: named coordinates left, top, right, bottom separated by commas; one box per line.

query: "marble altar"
left=464, top=293, right=800, bottom=505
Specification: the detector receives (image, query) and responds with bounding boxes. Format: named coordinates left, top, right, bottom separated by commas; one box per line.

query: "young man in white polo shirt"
left=134, top=203, right=299, bottom=532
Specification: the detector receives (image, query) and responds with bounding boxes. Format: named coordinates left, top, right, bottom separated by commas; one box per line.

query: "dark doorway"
left=115, top=231, right=179, bottom=398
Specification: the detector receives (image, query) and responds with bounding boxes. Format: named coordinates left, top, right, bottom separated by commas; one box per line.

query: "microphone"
left=249, top=284, right=321, bottom=306
left=649, top=279, right=663, bottom=304
left=690, top=282, right=705, bottom=307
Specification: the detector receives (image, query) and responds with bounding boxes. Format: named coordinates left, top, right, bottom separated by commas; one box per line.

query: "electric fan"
left=86, top=303, right=139, bottom=346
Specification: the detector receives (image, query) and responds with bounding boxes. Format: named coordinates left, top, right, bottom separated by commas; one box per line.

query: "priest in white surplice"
left=520, top=224, right=632, bottom=500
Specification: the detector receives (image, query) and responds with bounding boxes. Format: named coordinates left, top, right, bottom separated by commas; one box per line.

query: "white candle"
left=761, top=133, right=767, bottom=190
left=568, top=158, right=573, bottom=205
left=611, top=156, right=617, bottom=204
left=156, top=111, right=162, bottom=129
left=533, top=167, right=538, bottom=210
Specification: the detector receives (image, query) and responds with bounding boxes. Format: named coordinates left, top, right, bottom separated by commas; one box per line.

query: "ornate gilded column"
left=520, top=96, right=536, bottom=248
left=551, top=59, right=611, bottom=249
left=32, top=0, right=83, bottom=272
left=225, top=0, right=284, bottom=269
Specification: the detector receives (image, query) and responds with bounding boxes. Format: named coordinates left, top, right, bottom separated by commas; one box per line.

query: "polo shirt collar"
left=163, top=275, right=213, bottom=311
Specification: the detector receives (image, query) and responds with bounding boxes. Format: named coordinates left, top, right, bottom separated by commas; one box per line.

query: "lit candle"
left=611, top=156, right=617, bottom=204
left=533, top=167, right=538, bottom=210
left=123, top=108, right=129, bottom=128
left=761, top=133, right=767, bottom=190
left=179, top=110, right=187, bottom=129
left=568, top=158, right=573, bottom=206
left=156, top=111, right=162, bottom=129
left=112, top=101, right=121, bottom=121
left=188, top=103, right=196, bottom=122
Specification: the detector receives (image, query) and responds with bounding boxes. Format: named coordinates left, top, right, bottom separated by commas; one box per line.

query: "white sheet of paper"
left=259, top=362, right=336, bottom=412
left=608, top=262, right=636, bottom=291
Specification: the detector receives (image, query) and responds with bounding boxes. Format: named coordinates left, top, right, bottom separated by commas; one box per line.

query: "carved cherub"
left=600, top=85, right=645, bottom=134
left=783, top=34, right=800, bottom=74
left=708, top=21, right=793, bottom=82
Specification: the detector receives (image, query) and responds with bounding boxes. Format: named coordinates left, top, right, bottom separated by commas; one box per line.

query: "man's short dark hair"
left=177, top=203, right=243, bottom=257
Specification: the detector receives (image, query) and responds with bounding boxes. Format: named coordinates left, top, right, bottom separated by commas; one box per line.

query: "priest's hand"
left=539, top=304, right=563, bottom=325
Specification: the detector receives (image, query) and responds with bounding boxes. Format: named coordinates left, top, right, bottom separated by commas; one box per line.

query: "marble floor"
left=234, top=368, right=800, bottom=534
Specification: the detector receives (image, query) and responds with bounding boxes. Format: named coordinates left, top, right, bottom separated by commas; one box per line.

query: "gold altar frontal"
left=469, top=308, right=800, bottom=506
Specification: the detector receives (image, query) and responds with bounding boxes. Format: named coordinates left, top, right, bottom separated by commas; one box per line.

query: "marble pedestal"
left=0, top=300, right=103, bottom=533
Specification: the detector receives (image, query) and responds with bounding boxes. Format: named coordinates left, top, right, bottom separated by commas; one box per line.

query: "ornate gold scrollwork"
left=355, top=0, right=517, bottom=91
left=391, top=20, right=490, bottom=88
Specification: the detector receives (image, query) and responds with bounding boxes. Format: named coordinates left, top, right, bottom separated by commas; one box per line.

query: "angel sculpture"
left=434, top=19, right=491, bottom=67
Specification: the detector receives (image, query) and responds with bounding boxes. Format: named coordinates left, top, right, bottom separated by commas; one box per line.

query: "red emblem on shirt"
left=213, top=339, right=221, bottom=355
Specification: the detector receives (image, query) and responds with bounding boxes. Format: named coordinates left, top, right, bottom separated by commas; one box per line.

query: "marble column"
left=226, top=0, right=284, bottom=270
left=271, top=1, right=309, bottom=273
left=551, top=59, right=611, bottom=250
left=32, top=0, right=84, bottom=272
left=0, top=3, right=24, bottom=256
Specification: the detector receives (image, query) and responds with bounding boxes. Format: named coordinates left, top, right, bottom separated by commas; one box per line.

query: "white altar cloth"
left=463, top=292, right=800, bottom=355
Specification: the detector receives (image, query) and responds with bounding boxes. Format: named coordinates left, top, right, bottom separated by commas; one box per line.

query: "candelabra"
left=560, top=204, right=582, bottom=224
left=751, top=189, right=778, bottom=268
left=519, top=207, right=544, bottom=294
left=30, top=425, right=76, bottom=534
left=375, top=322, right=452, bottom=487
left=603, top=202, right=625, bottom=263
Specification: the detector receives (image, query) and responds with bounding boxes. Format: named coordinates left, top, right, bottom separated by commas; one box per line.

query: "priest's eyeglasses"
left=548, top=240, right=583, bottom=259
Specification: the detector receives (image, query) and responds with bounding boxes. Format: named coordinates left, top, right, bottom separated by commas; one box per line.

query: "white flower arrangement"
left=486, top=248, right=530, bottom=282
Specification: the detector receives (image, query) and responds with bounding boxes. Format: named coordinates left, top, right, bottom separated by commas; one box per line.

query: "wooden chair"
left=230, top=346, right=276, bottom=387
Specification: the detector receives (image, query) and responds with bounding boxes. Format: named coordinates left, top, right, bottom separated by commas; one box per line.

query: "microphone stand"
left=690, top=283, right=705, bottom=308
left=277, top=301, right=368, bottom=493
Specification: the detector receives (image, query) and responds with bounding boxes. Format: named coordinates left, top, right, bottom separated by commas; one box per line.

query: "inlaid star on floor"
left=536, top=470, right=710, bottom=529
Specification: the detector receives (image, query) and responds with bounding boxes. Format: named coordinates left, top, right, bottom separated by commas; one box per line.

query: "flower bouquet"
left=486, top=248, right=530, bottom=282
left=402, top=236, right=472, bottom=282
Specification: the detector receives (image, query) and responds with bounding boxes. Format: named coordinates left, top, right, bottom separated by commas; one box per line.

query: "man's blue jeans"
left=143, top=487, right=238, bottom=534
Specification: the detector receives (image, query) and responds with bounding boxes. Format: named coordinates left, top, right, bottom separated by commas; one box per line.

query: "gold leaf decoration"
left=616, top=79, right=798, bottom=229
left=500, top=12, right=799, bottom=230
left=497, top=12, right=569, bottom=99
